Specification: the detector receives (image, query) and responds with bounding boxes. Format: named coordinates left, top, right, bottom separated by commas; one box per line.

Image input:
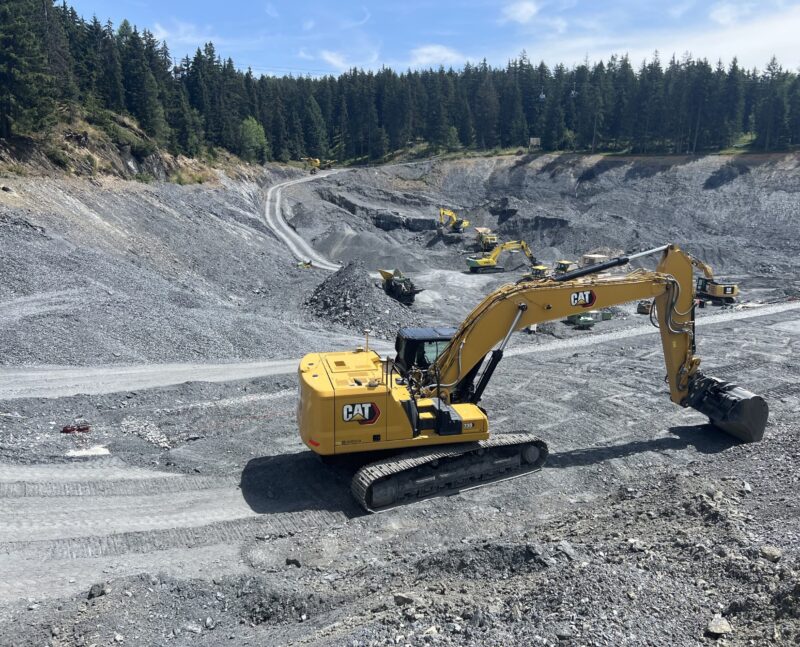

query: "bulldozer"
left=297, top=244, right=768, bottom=511
left=474, top=227, right=499, bottom=251
left=378, top=269, right=423, bottom=306
left=438, top=207, right=470, bottom=234
left=466, top=240, right=536, bottom=273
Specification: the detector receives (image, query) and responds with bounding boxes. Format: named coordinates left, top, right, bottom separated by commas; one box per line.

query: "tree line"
left=2, top=0, right=799, bottom=164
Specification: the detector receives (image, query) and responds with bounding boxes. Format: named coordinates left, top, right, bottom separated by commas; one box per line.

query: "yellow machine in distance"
left=696, top=277, right=739, bottom=304
left=474, top=227, right=499, bottom=251
left=466, top=240, right=536, bottom=273
left=554, top=260, right=576, bottom=274
left=301, top=157, right=334, bottom=174
left=297, top=244, right=768, bottom=511
left=438, top=207, right=470, bottom=233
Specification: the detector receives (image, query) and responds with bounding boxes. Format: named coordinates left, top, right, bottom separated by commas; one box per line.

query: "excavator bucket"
left=686, top=373, right=769, bottom=443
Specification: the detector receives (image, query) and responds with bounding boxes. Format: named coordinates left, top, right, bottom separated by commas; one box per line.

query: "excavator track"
left=351, top=433, right=548, bottom=512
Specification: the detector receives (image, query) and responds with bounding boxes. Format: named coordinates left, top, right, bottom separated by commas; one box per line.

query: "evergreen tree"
left=474, top=71, right=499, bottom=148
left=4, top=0, right=800, bottom=164
left=755, top=57, right=789, bottom=150
left=0, top=0, right=55, bottom=138
left=303, top=93, right=328, bottom=157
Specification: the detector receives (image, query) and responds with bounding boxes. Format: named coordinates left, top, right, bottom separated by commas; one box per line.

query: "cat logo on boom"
left=342, top=402, right=381, bottom=425
left=570, top=290, right=597, bottom=308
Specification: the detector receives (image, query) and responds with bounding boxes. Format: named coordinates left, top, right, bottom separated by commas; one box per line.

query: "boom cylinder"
left=554, top=244, right=670, bottom=283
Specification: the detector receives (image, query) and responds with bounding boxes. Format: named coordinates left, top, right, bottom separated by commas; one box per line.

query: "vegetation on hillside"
left=2, top=0, right=800, bottom=166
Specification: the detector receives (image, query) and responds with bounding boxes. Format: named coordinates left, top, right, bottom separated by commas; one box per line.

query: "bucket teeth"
left=685, top=372, right=769, bottom=443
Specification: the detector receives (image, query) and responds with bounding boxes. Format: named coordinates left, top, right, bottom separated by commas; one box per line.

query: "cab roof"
left=397, top=327, right=457, bottom=341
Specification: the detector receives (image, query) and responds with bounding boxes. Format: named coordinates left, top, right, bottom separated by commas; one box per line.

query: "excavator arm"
left=424, top=244, right=767, bottom=442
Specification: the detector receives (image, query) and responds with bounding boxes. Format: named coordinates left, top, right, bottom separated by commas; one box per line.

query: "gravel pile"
left=304, top=261, right=421, bottom=339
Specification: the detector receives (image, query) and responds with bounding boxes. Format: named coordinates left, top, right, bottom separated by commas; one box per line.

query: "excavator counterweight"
left=298, top=244, right=768, bottom=511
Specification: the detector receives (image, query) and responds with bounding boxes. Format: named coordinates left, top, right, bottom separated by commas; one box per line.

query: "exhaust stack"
left=685, top=372, right=768, bottom=442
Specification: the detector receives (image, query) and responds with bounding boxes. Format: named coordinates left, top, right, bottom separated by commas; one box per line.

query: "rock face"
left=304, top=261, right=421, bottom=339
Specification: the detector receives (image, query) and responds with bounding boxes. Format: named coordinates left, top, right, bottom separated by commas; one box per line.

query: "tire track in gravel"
left=0, top=457, right=351, bottom=602
left=263, top=172, right=343, bottom=271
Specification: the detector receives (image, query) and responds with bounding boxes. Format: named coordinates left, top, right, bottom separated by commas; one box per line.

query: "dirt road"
left=263, top=172, right=343, bottom=271
left=2, top=302, right=796, bottom=400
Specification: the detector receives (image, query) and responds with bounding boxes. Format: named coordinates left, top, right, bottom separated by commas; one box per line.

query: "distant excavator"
left=438, top=207, right=470, bottom=234
left=301, top=157, right=335, bottom=174
left=378, top=269, right=423, bottom=305
left=466, top=240, right=536, bottom=273
left=297, top=244, right=768, bottom=511
left=696, top=277, right=739, bottom=304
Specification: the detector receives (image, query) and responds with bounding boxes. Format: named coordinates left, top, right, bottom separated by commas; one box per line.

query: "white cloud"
left=152, top=21, right=220, bottom=46
left=409, top=44, right=465, bottom=67
left=298, top=48, right=314, bottom=60
left=265, top=3, right=278, bottom=18
left=501, top=1, right=540, bottom=24
left=513, top=3, right=800, bottom=69
left=709, top=2, right=754, bottom=25
left=320, top=50, right=349, bottom=71
left=302, top=19, right=315, bottom=31
left=342, top=7, right=371, bottom=29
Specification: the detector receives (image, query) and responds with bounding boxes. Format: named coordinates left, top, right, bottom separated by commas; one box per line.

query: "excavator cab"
left=394, top=327, right=457, bottom=374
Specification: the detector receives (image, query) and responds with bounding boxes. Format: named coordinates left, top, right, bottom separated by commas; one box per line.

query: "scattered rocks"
left=706, top=615, right=732, bottom=636
left=393, top=592, right=419, bottom=607
left=286, top=557, right=302, bottom=568
left=87, top=583, right=107, bottom=600
left=304, top=261, right=420, bottom=338
left=760, top=546, right=782, bottom=563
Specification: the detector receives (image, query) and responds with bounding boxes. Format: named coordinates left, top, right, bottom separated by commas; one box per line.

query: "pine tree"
left=0, top=0, right=55, bottom=138
left=755, top=57, right=789, bottom=150
left=303, top=93, right=328, bottom=157
left=474, top=72, right=499, bottom=148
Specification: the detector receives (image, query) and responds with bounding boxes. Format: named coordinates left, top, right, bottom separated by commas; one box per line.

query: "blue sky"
left=69, top=1, right=800, bottom=74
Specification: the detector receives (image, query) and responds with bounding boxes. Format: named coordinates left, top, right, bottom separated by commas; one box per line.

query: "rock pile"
left=305, top=261, right=421, bottom=338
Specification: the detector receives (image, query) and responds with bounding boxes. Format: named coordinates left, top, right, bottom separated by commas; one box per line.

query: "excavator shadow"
left=544, top=423, right=739, bottom=469
left=240, top=450, right=364, bottom=517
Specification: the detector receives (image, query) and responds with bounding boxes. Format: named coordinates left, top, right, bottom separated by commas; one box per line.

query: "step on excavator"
left=466, top=240, right=536, bottom=273
left=298, top=245, right=769, bottom=511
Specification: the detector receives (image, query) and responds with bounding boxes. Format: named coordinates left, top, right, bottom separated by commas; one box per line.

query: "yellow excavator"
left=467, top=240, right=536, bottom=273
left=301, top=158, right=335, bottom=174
left=297, top=244, right=768, bottom=511
left=439, top=207, right=470, bottom=234
left=696, top=277, right=739, bottom=304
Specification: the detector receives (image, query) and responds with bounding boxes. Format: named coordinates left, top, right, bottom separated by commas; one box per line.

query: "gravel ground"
left=0, top=153, right=798, bottom=646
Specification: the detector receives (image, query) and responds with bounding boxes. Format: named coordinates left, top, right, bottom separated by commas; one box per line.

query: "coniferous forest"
left=2, top=0, right=800, bottom=165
